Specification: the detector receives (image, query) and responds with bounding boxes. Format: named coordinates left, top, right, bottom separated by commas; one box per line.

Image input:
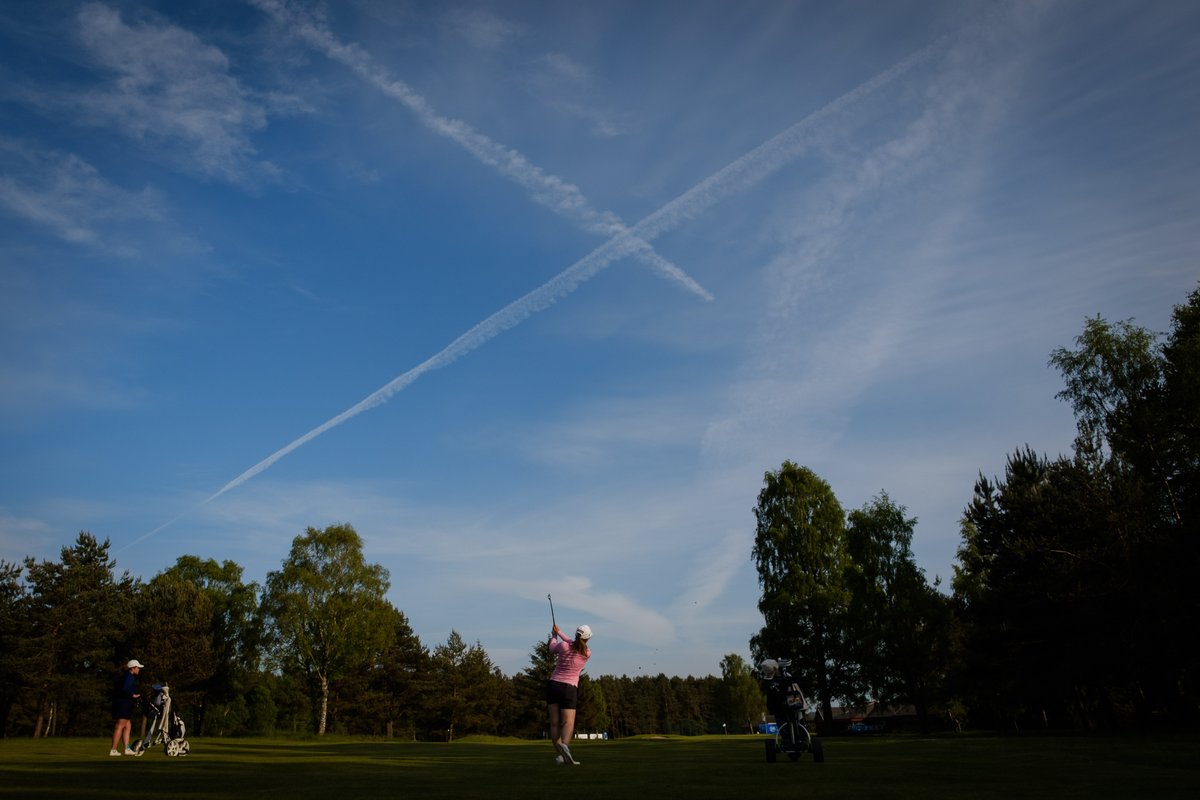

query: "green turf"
left=1, top=733, right=1197, bottom=799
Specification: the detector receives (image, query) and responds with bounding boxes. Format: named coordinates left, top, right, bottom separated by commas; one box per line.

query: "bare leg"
left=547, top=704, right=561, bottom=754
left=111, top=719, right=130, bottom=751
left=559, top=708, right=577, bottom=747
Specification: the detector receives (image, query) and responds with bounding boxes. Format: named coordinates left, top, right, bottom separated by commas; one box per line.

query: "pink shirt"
left=549, top=634, right=590, bottom=686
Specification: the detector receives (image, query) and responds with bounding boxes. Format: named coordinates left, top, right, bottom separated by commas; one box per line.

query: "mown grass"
left=1, top=732, right=1197, bottom=799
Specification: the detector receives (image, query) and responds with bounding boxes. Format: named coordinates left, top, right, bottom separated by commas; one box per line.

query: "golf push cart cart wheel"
left=164, top=738, right=190, bottom=756
left=764, top=723, right=824, bottom=763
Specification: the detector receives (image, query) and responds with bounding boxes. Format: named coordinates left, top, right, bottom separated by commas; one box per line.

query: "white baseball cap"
left=575, top=624, right=593, bottom=641
left=127, top=659, right=144, bottom=669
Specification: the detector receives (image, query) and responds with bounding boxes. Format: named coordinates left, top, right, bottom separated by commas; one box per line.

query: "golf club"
left=548, top=593, right=557, bottom=630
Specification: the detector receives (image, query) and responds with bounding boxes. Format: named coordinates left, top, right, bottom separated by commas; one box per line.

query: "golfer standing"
left=110, top=659, right=142, bottom=756
left=547, top=623, right=591, bottom=765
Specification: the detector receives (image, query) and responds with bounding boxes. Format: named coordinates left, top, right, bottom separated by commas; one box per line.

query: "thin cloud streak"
left=134, top=33, right=949, bottom=544
left=250, top=0, right=712, bottom=302
left=0, top=139, right=162, bottom=249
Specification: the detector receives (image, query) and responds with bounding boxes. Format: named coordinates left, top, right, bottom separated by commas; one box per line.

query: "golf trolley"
left=132, top=684, right=190, bottom=757
left=760, top=659, right=824, bottom=763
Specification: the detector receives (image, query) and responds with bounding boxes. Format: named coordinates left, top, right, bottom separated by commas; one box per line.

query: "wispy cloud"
left=529, top=53, right=633, bottom=138
left=0, top=137, right=162, bottom=250
left=30, top=3, right=281, bottom=185
left=127, top=32, right=945, bottom=549
left=0, top=507, right=58, bottom=561
left=672, top=529, right=750, bottom=617
left=446, top=7, right=523, bottom=51
left=704, top=8, right=1045, bottom=460
left=249, top=0, right=710, bottom=300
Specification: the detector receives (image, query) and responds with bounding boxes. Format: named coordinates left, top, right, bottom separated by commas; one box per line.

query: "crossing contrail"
left=126, top=36, right=943, bottom=550
left=250, top=0, right=712, bottom=302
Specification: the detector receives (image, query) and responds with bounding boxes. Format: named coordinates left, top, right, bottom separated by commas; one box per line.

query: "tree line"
left=2, top=285, right=1195, bottom=739
left=0, top=525, right=759, bottom=740
left=751, top=285, right=1198, bottom=733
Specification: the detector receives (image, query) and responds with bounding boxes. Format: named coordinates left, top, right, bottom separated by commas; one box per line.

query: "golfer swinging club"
left=547, top=620, right=592, bottom=765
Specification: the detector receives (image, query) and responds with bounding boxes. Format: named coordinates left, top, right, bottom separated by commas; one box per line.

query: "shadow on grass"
left=1, top=733, right=1197, bottom=800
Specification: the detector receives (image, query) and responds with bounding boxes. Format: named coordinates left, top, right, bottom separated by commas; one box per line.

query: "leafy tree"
left=1050, top=317, right=1163, bottom=468
left=1050, top=292, right=1199, bottom=720
left=157, top=556, right=261, bottom=735
left=129, top=572, right=219, bottom=710
left=750, top=461, right=852, bottom=731
left=260, top=524, right=392, bottom=734
left=718, top=653, right=765, bottom=734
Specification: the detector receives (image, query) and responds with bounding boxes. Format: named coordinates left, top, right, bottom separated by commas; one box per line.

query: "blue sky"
left=1, top=0, right=1197, bottom=679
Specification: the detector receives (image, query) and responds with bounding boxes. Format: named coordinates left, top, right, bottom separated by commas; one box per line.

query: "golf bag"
left=132, top=684, right=190, bottom=757
left=760, top=660, right=824, bottom=763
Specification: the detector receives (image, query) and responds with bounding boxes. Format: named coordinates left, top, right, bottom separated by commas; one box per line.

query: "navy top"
left=111, top=671, right=138, bottom=719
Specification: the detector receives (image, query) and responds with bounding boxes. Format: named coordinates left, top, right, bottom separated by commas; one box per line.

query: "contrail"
left=128, top=37, right=943, bottom=550
left=250, top=0, right=712, bottom=302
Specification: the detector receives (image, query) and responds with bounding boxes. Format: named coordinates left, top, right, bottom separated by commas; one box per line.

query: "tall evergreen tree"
left=367, top=606, right=427, bottom=739
left=512, top=639, right=556, bottom=738
left=0, top=560, right=26, bottom=736
left=426, top=631, right=504, bottom=740
left=21, top=533, right=137, bottom=736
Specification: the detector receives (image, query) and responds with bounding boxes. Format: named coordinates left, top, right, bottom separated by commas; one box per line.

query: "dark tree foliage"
left=0, top=560, right=25, bottom=736
left=955, top=285, right=1200, bottom=730
left=955, top=449, right=1133, bottom=730
left=156, top=556, right=262, bottom=736
left=425, top=631, right=507, bottom=740
left=129, top=572, right=219, bottom=716
left=845, top=493, right=953, bottom=734
left=511, top=639, right=557, bottom=739
left=4, top=529, right=746, bottom=740
left=362, top=606, right=428, bottom=739
left=19, top=533, right=138, bottom=737
left=718, top=654, right=765, bottom=734
left=577, top=674, right=610, bottom=735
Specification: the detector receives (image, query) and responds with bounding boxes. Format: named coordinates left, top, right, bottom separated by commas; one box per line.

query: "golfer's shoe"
left=109, top=749, right=121, bottom=756
left=558, top=742, right=580, bottom=765
left=124, top=748, right=135, bottom=756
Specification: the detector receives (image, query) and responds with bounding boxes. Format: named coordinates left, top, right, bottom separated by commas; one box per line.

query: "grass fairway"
left=2, top=733, right=1197, bottom=799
